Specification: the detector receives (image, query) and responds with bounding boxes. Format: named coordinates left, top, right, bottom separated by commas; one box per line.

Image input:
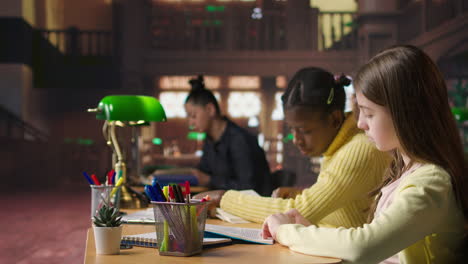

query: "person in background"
left=197, top=67, right=390, bottom=228
left=262, top=45, right=468, bottom=264
left=182, top=75, right=272, bottom=196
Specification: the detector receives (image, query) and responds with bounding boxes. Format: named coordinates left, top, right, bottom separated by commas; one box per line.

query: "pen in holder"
left=90, top=185, right=121, bottom=219
left=151, top=200, right=208, bottom=256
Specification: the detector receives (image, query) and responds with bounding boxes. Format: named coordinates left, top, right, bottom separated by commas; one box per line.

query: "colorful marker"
left=107, top=169, right=114, bottom=185
left=110, top=177, right=124, bottom=197
left=91, top=174, right=101, bottom=186
left=82, top=172, right=94, bottom=185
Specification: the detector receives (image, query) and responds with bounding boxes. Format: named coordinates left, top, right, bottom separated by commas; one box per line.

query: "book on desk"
left=204, top=224, right=273, bottom=245
left=121, top=226, right=272, bottom=250
left=150, top=174, right=198, bottom=186
left=121, top=209, right=273, bottom=245
left=121, top=232, right=233, bottom=249
left=121, top=190, right=259, bottom=225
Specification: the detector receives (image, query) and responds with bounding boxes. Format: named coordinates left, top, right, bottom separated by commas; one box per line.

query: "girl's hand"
left=192, top=190, right=226, bottom=218
left=262, top=213, right=295, bottom=240
left=284, top=209, right=311, bottom=226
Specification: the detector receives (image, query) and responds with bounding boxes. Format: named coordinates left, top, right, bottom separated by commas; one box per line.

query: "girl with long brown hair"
left=262, top=45, right=467, bottom=264
left=196, top=67, right=390, bottom=228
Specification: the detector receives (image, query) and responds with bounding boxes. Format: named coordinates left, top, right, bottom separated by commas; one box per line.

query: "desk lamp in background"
left=88, top=95, right=167, bottom=208
left=452, top=106, right=468, bottom=153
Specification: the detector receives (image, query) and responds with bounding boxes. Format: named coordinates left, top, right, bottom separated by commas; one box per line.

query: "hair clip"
left=327, top=87, right=334, bottom=105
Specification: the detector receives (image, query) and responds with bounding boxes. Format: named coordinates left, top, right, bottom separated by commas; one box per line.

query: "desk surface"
left=84, top=219, right=342, bottom=264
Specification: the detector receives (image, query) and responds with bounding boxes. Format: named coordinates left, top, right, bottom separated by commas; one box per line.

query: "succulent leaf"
left=93, top=205, right=122, bottom=227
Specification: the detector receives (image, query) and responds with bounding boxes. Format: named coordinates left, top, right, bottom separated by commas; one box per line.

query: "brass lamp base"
left=119, top=185, right=149, bottom=209
left=104, top=122, right=149, bottom=209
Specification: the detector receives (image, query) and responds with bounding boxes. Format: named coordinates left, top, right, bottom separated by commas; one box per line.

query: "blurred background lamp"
left=452, top=107, right=468, bottom=122
left=187, top=131, right=206, bottom=141
left=152, top=137, right=163, bottom=145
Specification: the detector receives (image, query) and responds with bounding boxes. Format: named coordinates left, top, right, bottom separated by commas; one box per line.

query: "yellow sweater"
left=276, top=164, right=466, bottom=264
left=220, top=114, right=390, bottom=227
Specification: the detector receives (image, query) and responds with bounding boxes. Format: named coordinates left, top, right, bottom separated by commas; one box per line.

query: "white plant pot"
left=93, top=225, right=123, bottom=255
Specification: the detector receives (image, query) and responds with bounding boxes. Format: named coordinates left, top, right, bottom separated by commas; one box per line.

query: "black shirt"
left=198, top=118, right=272, bottom=196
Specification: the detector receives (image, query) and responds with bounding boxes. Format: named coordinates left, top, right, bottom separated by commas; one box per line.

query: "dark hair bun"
left=189, top=75, right=205, bottom=91
left=335, top=74, right=351, bottom=87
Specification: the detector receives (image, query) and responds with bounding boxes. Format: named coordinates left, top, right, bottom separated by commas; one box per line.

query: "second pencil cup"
left=90, top=185, right=121, bottom=219
left=152, top=200, right=209, bottom=256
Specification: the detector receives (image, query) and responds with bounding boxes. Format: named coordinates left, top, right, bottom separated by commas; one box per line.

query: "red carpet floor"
left=0, top=188, right=90, bottom=264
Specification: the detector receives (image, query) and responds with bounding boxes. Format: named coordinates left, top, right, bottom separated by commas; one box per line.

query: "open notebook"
left=121, top=232, right=232, bottom=248
left=204, top=224, right=273, bottom=245
left=121, top=190, right=259, bottom=225
left=121, top=208, right=154, bottom=224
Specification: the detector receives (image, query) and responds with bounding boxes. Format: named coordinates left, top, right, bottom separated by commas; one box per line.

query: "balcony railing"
left=31, top=26, right=119, bottom=89
left=399, top=0, right=468, bottom=42
left=151, top=6, right=357, bottom=51
left=318, top=11, right=357, bottom=51
left=151, top=9, right=287, bottom=50
left=35, top=27, right=113, bottom=57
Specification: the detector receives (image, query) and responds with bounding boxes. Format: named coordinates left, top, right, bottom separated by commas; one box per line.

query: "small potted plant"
left=93, top=205, right=123, bottom=255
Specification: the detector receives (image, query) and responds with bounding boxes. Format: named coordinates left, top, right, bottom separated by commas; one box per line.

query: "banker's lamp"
left=452, top=107, right=468, bottom=123
left=88, top=95, right=167, bottom=208
left=452, top=107, right=468, bottom=152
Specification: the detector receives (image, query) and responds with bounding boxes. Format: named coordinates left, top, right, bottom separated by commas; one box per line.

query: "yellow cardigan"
left=276, top=164, right=466, bottom=264
left=220, top=114, right=390, bottom=227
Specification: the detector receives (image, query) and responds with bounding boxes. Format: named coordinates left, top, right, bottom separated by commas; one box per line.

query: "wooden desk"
left=84, top=219, right=341, bottom=264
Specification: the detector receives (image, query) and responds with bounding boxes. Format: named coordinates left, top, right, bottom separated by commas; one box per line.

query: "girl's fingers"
left=262, top=220, right=271, bottom=239
left=285, top=208, right=299, bottom=216
left=271, top=188, right=279, bottom=198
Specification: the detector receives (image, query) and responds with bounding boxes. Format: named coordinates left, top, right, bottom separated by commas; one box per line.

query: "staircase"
left=0, top=105, right=53, bottom=190
left=0, top=105, right=113, bottom=191
left=0, top=105, right=48, bottom=142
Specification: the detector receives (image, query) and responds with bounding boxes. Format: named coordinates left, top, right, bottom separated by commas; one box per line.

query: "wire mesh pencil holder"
left=90, top=185, right=121, bottom=219
left=151, top=200, right=209, bottom=256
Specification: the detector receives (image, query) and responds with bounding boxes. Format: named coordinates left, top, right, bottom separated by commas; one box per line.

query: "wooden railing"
left=36, top=27, right=113, bottom=57
left=426, top=0, right=458, bottom=31
left=233, top=10, right=287, bottom=51
left=398, top=0, right=468, bottom=42
left=32, top=26, right=118, bottom=89
left=318, top=11, right=358, bottom=50
left=152, top=9, right=287, bottom=51
left=151, top=6, right=357, bottom=51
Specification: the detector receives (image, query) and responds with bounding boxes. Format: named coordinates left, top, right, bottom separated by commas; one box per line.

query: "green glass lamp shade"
left=152, top=137, right=163, bottom=145
left=283, top=133, right=294, bottom=143
left=452, top=107, right=468, bottom=122
left=187, top=131, right=206, bottom=141
left=94, top=95, right=167, bottom=122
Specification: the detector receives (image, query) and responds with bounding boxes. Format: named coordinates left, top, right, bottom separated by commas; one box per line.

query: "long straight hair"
left=354, top=45, right=468, bottom=222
